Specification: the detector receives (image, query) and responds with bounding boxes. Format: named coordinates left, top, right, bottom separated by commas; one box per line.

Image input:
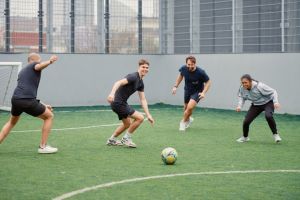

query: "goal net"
left=0, top=62, right=22, bottom=111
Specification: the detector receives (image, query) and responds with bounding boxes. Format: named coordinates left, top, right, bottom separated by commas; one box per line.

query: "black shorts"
left=111, top=102, right=135, bottom=120
left=11, top=98, right=46, bottom=117
left=184, top=91, right=201, bottom=104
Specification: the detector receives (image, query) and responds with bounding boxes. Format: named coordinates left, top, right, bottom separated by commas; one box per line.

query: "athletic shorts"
left=111, top=102, right=135, bottom=120
left=184, top=91, right=201, bottom=104
left=11, top=98, right=46, bottom=117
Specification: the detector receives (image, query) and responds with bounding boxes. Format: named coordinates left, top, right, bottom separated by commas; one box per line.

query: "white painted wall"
left=0, top=53, right=299, bottom=114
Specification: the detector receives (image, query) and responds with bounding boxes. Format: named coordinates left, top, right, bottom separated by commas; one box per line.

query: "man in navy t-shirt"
left=172, top=56, right=211, bottom=131
left=106, top=59, right=154, bottom=148
left=0, top=53, right=58, bottom=154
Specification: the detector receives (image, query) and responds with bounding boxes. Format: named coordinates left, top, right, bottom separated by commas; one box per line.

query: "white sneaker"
left=121, top=137, right=137, bottom=148
left=186, top=117, right=194, bottom=129
left=38, top=145, right=58, bottom=154
left=236, top=136, right=250, bottom=143
left=106, top=138, right=123, bottom=146
left=179, top=121, right=186, bottom=131
left=273, top=134, right=282, bottom=143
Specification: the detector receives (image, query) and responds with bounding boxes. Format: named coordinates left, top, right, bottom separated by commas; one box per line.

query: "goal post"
left=0, top=62, right=22, bottom=111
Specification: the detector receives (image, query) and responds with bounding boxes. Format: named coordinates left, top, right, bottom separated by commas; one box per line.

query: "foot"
left=121, top=137, right=137, bottom=148
left=179, top=121, right=186, bottom=131
left=236, top=136, right=250, bottom=143
left=106, top=138, right=123, bottom=146
left=38, top=145, right=58, bottom=154
left=185, top=117, right=194, bottom=129
left=273, top=134, right=282, bottom=143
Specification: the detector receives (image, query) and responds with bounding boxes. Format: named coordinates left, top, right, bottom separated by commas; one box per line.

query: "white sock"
left=110, top=136, right=117, bottom=140
left=124, top=132, right=132, bottom=139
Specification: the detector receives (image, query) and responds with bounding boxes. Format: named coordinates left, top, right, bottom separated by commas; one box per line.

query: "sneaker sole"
left=122, top=143, right=137, bottom=148
left=106, top=143, right=123, bottom=146
left=38, top=150, right=58, bottom=154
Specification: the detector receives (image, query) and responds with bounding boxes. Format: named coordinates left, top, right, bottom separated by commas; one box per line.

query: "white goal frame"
left=0, top=62, right=22, bottom=111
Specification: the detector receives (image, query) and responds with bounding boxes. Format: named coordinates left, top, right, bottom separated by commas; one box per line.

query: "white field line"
left=11, top=123, right=121, bottom=133
left=52, top=169, right=300, bottom=200
left=56, top=110, right=112, bottom=113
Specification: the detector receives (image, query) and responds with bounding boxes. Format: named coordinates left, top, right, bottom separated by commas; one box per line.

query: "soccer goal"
left=0, top=62, right=22, bottom=111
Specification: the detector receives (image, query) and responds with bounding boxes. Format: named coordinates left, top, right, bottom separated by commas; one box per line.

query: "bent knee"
left=265, top=114, right=273, bottom=120
left=136, top=115, right=144, bottom=123
left=123, top=122, right=131, bottom=129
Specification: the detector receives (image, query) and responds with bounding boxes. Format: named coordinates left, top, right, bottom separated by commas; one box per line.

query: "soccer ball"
left=161, top=147, right=178, bottom=165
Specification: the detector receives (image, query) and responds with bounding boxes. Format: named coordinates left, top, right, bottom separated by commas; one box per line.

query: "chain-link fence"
left=161, top=0, right=300, bottom=54
left=1, top=0, right=299, bottom=54
left=0, top=0, right=159, bottom=54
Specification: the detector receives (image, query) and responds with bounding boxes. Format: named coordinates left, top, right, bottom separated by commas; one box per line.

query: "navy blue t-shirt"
left=114, top=72, right=144, bottom=103
left=12, top=62, right=41, bottom=99
left=179, top=65, right=209, bottom=94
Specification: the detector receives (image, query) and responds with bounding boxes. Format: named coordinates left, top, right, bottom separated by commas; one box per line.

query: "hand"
left=172, top=87, right=177, bottom=95
left=107, top=94, right=114, bottom=103
left=147, top=115, right=154, bottom=126
left=49, top=55, right=58, bottom=63
left=46, top=105, right=53, bottom=112
left=199, top=92, right=205, bottom=99
left=236, top=107, right=241, bottom=112
left=274, top=103, right=280, bottom=110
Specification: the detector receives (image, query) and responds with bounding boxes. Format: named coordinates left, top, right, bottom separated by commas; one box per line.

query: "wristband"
left=174, top=85, right=178, bottom=88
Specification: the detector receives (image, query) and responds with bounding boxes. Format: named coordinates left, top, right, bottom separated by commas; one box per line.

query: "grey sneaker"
left=38, top=145, right=58, bottom=154
left=236, top=136, right=250, bottom=143
left=121, top=137, right=137, bottom=148
left=273, top=134, right=282, bottom=143
left=106, top=138, right=123, bottom=146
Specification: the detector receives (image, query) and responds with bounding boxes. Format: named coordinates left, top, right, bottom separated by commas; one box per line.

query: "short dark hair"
left=139, top=59, right=149, bottom=66
left=186, top=56, right=196, bottom=64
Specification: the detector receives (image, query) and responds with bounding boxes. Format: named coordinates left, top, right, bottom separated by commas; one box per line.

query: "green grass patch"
left=0, top=105, right=300, bottom=199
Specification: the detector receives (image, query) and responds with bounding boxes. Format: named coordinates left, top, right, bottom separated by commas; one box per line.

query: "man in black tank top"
left=0, top=53, right=58, bottom=154
left=106, top=59, right=154, bottom=148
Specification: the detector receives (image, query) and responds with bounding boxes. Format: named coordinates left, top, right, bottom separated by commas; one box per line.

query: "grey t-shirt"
left=12, top=62, right=41, bottom=99
left=114, top=72, right=144, bottom=103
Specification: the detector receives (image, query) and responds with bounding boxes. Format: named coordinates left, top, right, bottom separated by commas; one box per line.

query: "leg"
left=0, top=115, right=20, bottom=143
left=127, top=111, right=144, bottom=134
left=264, top=101, right=277, bottom=134
left=37, top=107, right=54, bottom=147
left=243, top=105, right=263, bottom=137
left=112, top=118, right=131, bottom=138
left=183, top=99, right=197, bottom=122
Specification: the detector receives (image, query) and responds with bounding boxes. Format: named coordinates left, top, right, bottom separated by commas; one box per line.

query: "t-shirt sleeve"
left=179, top=65, right=185, bottom=76
left=125, top=73, right=137, bottom=84
left=31, top=62, right=39, bottom=71
left=201, top=70, right=210, bottom=82
left=137, top=82, right=144, bottom=92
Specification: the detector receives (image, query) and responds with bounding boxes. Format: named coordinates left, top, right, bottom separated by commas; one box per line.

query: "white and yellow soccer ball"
left=161, top=147, right=178, bottom=165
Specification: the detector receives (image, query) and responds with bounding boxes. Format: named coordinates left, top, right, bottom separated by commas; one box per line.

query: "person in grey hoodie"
left=236, top=74, right=282, bottom=143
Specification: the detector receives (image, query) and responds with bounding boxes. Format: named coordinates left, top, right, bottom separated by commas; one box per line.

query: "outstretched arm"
left=138, top=91, right=154, bottom=125
left=34, top=55, right=58, bottom=71
left=107, top=78, right=128, bottom=103
left=172, top=74, right=183, bottom=95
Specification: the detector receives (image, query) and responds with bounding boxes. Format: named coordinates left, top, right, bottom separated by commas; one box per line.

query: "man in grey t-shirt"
left=0, top=53, right=58, bottom=154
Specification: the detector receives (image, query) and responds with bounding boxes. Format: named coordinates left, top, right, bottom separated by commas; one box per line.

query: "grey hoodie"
left=238, top=81, right=279, bottom=108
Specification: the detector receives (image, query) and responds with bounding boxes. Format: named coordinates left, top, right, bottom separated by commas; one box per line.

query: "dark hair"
left=240, top=74, right=253, bottom=81
left=139, top=59, right=149, bottom=66
left=185, top=56, right=196, bottom=64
